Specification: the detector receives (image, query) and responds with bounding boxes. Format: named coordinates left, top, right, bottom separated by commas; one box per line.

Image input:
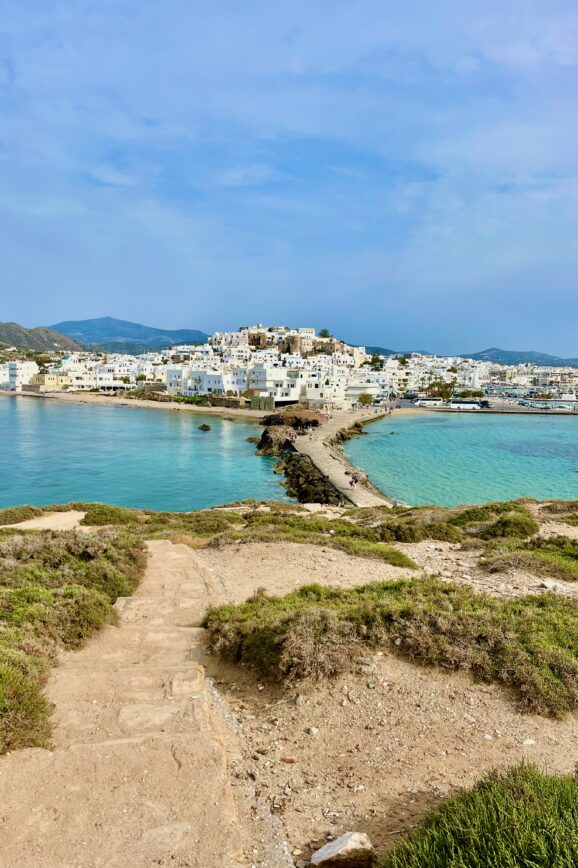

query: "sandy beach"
left=0, top=389, right=268, bottom=421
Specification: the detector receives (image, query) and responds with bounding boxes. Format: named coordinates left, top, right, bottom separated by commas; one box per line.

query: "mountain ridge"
left=49, top=317, right=209, bottom=353
left=0, top=322, right=83, bottom=352
left=460, top=347, right=578, bottom=368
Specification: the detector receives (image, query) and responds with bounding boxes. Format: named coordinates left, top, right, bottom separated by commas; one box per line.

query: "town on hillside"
left=2, top=323, right=577, bottom=410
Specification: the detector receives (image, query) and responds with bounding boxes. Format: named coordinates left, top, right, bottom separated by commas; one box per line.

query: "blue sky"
left=1, top=1, right=578, bottom=354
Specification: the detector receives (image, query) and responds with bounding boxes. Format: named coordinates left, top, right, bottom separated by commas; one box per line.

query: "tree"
left=358, top=393, right=374, bottom=406
left=426, top=379, right=456, bottom=401
left=397, top=356, right=409, bottom=367
left=456, top=389, right=484, bottom=398
left=368, top=353, right=384, bottom=370
left=318, top=328, right=331, bottom=338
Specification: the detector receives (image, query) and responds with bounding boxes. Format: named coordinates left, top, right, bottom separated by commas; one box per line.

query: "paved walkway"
left=0, top=540, right=289, bottom=867
left=293, top=409, right=393, bottom=508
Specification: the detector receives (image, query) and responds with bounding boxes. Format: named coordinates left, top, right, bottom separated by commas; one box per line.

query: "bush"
left=204, top=578, right=578, bottom=715
left=480, top=512, right=539, bottom=540
left=482, top=535, right=578, bottom=582
left=0, top=526, right=147, bottom=753
left=0, top=505, right=44, bottom=526
left=80, top=504, right=141, bottom=526
left=380, top=765, right=578, bottom=868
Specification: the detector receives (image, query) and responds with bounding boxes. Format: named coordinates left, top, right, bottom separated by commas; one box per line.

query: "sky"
left=1, top=1, right=578, bottom=354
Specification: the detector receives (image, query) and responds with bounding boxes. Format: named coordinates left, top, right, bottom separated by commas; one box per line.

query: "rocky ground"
left=196, top=530, right=578, bottom=864
left=3, top=504, right=578, bottom=867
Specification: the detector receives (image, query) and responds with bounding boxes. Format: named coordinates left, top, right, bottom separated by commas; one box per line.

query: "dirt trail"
left=9, top=510, right=87, bottom=530
left=0, top=539, right=290, bottom=868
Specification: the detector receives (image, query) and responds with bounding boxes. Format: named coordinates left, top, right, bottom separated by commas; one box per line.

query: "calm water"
left=0, top=398, right=287, bottom=510
left=343, top=412, right=578, bottom=506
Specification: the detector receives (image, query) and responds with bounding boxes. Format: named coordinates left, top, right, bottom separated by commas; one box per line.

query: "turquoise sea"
left=343, top=412, right=578, bottom=506
left=0, top=398, right=286, bottom=510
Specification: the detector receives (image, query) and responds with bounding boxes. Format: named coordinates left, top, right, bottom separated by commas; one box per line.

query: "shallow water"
left=0, top=398, right=287, bottom=510
left=342, top=412, right=578, bottom=506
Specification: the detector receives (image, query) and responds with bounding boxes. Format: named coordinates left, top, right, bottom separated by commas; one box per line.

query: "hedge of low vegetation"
left=380, top=765, right=578, bottom=868
left=481, top=535, right=578, bottom=582
left=203, top=577, right=578, bottom=716
left=0, top=527, right=146, bottom=753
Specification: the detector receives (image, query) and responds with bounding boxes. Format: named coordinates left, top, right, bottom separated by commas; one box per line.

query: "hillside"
left=49, top=317, right=208, bottom=352
left=461, top=347, right=578, bottom=368
left=0, top=322, right=82, bottom=352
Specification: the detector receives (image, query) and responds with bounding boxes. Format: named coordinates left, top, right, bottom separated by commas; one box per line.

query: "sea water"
left=0, top=397, right=287, bottom=510
left=342, top=412, right=578, bottom=506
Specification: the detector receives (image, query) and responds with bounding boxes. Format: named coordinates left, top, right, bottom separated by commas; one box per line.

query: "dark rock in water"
left=198, top=423, right=211, bottom=431
left=332, top=422, right=364, bottom=443
left=245, top=436, right=260, bottom=444
left=257, top=425, right=295, bottom=455
left=282, top=453, right=342, bottom=505
left=262, top=410, right=325, bottom=430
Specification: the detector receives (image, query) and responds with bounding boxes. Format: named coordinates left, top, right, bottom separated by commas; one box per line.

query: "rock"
left=198, top=423, right=211, bottom=431
left=281, top=756, right=298, bottom=764
left=262, top=410, right=325, bottom=430
left=539, top=580, right=560, bottom=591
left=257, top=425, right=295, bottom=455
left=307, top=727, right=320, bottom=736
left=310, top=832, right=376, bottom=866
left=522, top=738, right=536, bottom=746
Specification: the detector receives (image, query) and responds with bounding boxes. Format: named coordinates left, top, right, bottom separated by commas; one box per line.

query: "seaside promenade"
left=293, top=409, right=394, bottom=508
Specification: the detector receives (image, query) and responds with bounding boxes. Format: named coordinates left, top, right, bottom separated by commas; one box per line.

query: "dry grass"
left=203, top=577, right=578, bottom=716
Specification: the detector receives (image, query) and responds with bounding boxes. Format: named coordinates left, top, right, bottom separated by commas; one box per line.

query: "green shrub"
left=480, top=512, right=539, bottom=539
left=0, top=526, right=147, bottom=753
left=80, top=504, right=141, bottom=526
left=0, top=505, right=44, bottom=526
left=0, top=657, right=52, bottom=752
left=204, top=578, right=578, bottom=715
left=482, top=535, right=578, bottom=582
left=380, top=765, right=578, bottom=868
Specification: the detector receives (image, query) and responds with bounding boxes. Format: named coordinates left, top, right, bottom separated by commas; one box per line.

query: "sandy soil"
left=9, top=510, right=87, bottom=530
left=3, top=513, right=578, bottom=866
left=196, top=542, right=415, bottom=603
left=199, top=537, right=578, bottom=603
left=197, top=540, right=578, bottom=862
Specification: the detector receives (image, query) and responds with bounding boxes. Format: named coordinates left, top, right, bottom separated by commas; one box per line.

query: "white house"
left=8, top=360, right=39, bottom=391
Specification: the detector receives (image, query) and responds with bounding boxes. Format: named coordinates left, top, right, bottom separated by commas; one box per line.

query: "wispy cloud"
left=0, top=0, right=577, bottom=352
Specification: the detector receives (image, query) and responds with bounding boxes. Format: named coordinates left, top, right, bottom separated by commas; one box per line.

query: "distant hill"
left=364, top=346, right=430, bottom=357
left=49, top=317, right=208, bottom=353
left=461, top=348, right=578, bottom=368
left=0, top=322, right=82, bottom=352
left=364, top=345, right=397, bottom=357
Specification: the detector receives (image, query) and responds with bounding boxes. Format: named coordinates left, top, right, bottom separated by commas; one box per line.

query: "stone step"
left=0, top=734, right=244, bottom=868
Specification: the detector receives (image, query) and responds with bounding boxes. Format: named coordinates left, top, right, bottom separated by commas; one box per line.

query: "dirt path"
left=9, top=510, right=87, bottom=530
left=0, top=539, right=290, bottom=868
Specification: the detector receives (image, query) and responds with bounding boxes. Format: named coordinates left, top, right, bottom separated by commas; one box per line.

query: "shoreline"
left=0, top=389, right=268, bottom=422
left=1, top=390, right=416, bottom=508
